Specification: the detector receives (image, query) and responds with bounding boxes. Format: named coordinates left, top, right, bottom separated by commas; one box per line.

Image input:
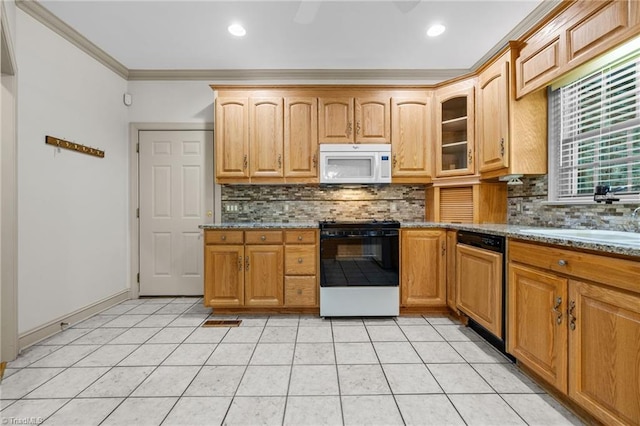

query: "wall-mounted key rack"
left=45, top=135, right=105, bottom=158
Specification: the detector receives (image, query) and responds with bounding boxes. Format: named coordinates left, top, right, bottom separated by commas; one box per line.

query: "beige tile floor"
left=0, top=297, right=584, bottom=425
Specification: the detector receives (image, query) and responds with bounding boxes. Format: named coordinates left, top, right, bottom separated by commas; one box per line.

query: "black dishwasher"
left=456, top=231, right=512, bottom=359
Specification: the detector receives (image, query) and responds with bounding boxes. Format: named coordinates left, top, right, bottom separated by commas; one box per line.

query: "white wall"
left=16, top=10, right=129, bottom=334
left=127, top=81, right=213, bottom=123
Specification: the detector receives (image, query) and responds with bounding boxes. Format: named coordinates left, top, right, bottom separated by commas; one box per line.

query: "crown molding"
left=127, top=68, right=468, bottom=82
left=2, top=1, right=18, bottom=75
left=470, top=0, right=563, bottom=71
left=16, top=0, right=128, bottom=79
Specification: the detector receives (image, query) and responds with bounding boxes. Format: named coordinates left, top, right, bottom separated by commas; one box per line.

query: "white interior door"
left=139, top=130, right=214, bottom=296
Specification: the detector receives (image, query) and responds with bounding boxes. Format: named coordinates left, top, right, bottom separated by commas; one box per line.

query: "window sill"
left=541, top=198, right=640, bottom=206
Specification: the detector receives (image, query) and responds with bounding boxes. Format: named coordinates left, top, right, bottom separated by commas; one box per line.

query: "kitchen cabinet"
left=477, top=47, right=547, bottom=179
left=455, top=242, right=503, bottom=338
left=425, top=182, right=507, bottom=224
left=204, top=228, right=319, bottom=311
left=391, top=96, right=432, bottom=183
left=515, top=0, right=640, bottom=98
left=215, top=97, right=249, bottom=181
left=445, top=230, right=458, bottom=312
left=400, top=229, right=446, bottom=308
left=249, top=97, right=284, bottom=180
left=284, top=97, right=318, bottom=182
left=508, top=239, right=640, bottom=426
left=318, top=96, right=390, bottom=144
left=435, top=79, right=475, bottom=177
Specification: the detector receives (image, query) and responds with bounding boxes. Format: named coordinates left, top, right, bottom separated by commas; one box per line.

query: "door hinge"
left=136, top=143, right=139, bottom=153
left=136, top=208, right=139, bottom=218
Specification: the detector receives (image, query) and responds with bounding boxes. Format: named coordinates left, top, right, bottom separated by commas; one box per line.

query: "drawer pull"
left=298, top=258, right=303, bottom=263
left=261, top=235, right=266, bottom=241
left=297, top=289, right=302, bottom=295
left=221, top=235, right=226, bottom=241
left=558, top=259, right=567, bottom=266
left=297, top=235, right=303, bottom=241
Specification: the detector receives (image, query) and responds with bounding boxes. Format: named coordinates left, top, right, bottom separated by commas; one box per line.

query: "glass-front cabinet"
left=435, top=80, right=475, bottom=177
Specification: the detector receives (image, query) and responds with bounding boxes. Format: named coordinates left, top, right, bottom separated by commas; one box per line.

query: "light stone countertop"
left=199, top=221, right=640, bottom=258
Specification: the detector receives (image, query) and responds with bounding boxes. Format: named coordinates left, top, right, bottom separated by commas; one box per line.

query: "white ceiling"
left=36, top=0, right=549, bottom=75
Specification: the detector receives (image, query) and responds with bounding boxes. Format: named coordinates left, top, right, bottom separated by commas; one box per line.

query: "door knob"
left=207, top=210, right=213, bottom=217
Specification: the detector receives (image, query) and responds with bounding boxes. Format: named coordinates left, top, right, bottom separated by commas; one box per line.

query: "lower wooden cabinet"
left=400, top=229, right=446, bottom=307
left=445, top=230, right=458, bottom=312
left=456, top=243, right=503, bottom=337
left=508, top=239, right=640, bottom=426
left=204, top=228, right=319, bottom=310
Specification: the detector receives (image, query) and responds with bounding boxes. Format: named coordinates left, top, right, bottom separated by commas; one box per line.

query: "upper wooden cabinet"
left=426, top=182, right=507, bottom=224
left=477, top=48, right=547, bottom=179
left=515, top=0, right=640, bottom=98
left=284, top=97, right=318, bottom=182
left=391, top=96, right=432, bottom=183
left=318, top=96, right=390, bottom=143
left=215, top=97, right=250, bottom=181
left=250, top=97, right=284, bottom=179
left=435, top=79, right=475, bottom=177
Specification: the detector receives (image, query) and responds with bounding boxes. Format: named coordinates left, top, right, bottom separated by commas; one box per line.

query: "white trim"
left=15, top=0, right=128, bottom=79
left=18, top=290, right=130, bottom=349
left=129, top=123, right=217, bottom=300
left=1, top=0, right=19, bottom=363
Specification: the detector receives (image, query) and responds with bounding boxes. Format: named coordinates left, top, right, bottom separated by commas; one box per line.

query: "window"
left=549, top=52, right=640, bottom=202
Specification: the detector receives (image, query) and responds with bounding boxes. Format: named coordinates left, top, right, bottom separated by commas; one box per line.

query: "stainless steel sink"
left=520, top=228, right=640, bottom=247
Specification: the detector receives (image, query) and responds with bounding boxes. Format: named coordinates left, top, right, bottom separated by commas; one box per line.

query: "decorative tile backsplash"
left=508, top=175, right=640, bottom=232
left=221, top=185, right=426, bottom=222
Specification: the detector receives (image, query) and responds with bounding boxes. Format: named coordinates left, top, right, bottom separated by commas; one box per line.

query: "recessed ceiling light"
left=228, top=24, right=246, bottom=37
left=427, top=24, right=446, bottom=37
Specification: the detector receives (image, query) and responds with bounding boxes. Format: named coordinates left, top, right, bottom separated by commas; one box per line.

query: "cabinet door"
left=400, top=229, right=446, bottom=307
left=215, top=97, right=249, bottom=180
left=245, top=245, right=284, bottom=307
left=508, top=263, right=568, bottom=393
left=435, top=83, right=475, bottom=177
left=355, top=97, right=390, bottom=143
left=204, top=244, right=244, bottom=307
left=284, top=97, right=318, bottom=179
left=456, top=243, right=503, bottom=337
left=249, top=97, right=283, bottom=179
left=478, top=55, right=510, bottom=173
left=568, top=280, right=640, bottom=426
left=318, top=98, right=354, bottom=143
left=391, top=97, right=431, bottom=179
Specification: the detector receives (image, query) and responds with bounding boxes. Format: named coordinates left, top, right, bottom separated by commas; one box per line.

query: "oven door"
left=320, top=232, right=399, bottom=287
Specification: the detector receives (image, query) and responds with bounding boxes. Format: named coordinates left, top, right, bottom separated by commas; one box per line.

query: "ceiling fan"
left=293, top=0, right=421, bottom=24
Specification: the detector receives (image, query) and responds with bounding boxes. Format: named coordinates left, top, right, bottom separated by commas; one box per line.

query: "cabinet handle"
left=238, top=256, right=242, bottom=271
left=500, top=138, right=505, bottom=157
left=356, top=121, right=361, bottom=135
left=260, top=235, right=266, bottom=241
left=346, top=122, right=353, bottom=137
left=552, top=296, right=563, bottom=325
left=221, top=235, right=226, bottom=241
left=245, top=256, right=250, bottom=271
left=468, top=149, right=473, bottom=165
left=277, top=154, right=282, bottom=169
left=312, top=154, right=317, bottom=169
left=297, top=289, right=302, bottom=295
left=393, top=154, right=397, bottom=168
left=298, top=257, right=303, bottom=263
left=568, top=300, right=576, bottom=331
left=441, top=242, right=446, bottom=256
left=243, top=154, right=248, bottom=170
left=297, top=235, right=303, bottom=241
left=558, top=259, right=567, bottom=266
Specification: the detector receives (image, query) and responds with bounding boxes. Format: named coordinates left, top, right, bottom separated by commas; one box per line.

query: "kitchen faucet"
left=633, top=206, right=640, bottom=218
left=594, top=185, right=637, bottom=204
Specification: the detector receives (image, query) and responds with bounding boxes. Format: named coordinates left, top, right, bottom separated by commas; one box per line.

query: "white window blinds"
left=550, top=53, right=640, bottom=200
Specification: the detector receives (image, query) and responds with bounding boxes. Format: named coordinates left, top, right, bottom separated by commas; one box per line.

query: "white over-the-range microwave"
left=319, top=144, right=391, bottom=184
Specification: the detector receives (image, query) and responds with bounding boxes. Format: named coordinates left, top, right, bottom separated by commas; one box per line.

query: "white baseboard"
left=18, top=290, right=131, bottom=350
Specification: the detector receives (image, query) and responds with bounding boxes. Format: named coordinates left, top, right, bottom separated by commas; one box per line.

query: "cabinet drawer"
left=509, top=240, right=640, bottom=294
left=205, top=230, right=244, bottom=245
left=285, top=230, right=317, bottom=244
left=285, top=246, right=317, bottom=275
left=285, top=276, right=317, bottom=306
left=245, top=230, right=283, bottom=244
